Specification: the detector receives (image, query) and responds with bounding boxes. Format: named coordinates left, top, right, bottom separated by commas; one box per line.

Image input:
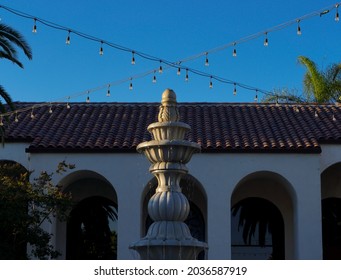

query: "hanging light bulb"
left=152, top=71, right=157, bottom=83
left=209, top=76, right=213, bottom=88
left=0, top=116, right=3, bottom=126
left=30, top=108, right=35, bottom=119
left=297, top=20, right=302, bottom=35
left=332, top=113, right=336, bottom=121
left=315, top=110, right=318, bottom=117
left=86, top=95, right=90, bottom=103
left=15, top=112, right=19, bottom=123
left=264, top=32, right=269, bottom=46
left=205, top=53, right=209, bottom=66
left=99, top=41, right=104, bottom=55
left=129, top=79, right=133, bottom=90
left=66, top=97, right=71, bottom=109
left=254, top=92, right=258, bottom=102
left=185, top=69, right=189, bottom=82
left=177, top=67, right=181, bottom=76
left=66, top=30, right=71, bottom=45
left=233, top=43, right=237, bottom=57
left=32, top=18, right=37, bottom=33
left=336, top=4, right=340, bottom=21
left=131, top=51, right=136, bottom=65
left=106, top=85, right=111, bottom=97
left=49, top=105, right=53, bottom=114
left=233, top=83, right=237, bottom=95
left=159, top=61, right=163, bottom=74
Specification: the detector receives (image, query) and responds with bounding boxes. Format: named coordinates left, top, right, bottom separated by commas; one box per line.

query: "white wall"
left=2, top=143, right=335, bottom=259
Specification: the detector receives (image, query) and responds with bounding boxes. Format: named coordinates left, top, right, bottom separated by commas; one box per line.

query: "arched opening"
left=141, top=175, right=207, bottom=259
left=231, top=197, right=284, bottom=260
left=66, top=196, right=117, bottom=260
left=57, top=171, right=118, bottom=260
left=231, top=171, right=295, bottom=260
left=321, top=162, right=341, bottom=260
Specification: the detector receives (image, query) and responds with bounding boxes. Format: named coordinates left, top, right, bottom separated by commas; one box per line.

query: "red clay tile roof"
left=4, top=102, right=341, bottom=153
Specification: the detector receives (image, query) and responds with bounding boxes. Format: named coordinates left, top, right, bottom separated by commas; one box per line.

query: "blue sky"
left=0, top=0, right=340, bottom=103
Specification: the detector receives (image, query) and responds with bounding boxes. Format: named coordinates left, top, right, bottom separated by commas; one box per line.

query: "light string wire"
left=0, top=3, right=340, bottom=120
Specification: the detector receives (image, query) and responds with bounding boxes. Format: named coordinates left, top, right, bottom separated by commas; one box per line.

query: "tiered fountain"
left=129, top=89, right=208, bottom=259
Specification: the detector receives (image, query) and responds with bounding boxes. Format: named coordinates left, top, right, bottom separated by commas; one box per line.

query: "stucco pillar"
left=116, top=183, right=141, bottom=260
left=190, top=155, right=233, bottom=260
left=292, top=164, right=323, bottom=260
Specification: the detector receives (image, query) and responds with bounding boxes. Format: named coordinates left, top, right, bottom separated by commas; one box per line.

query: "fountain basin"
left=129, top=221, right=207, bottom=260
left=148, top=122, right=190, bottom=141
left=137, top=140, right=200, bottom=164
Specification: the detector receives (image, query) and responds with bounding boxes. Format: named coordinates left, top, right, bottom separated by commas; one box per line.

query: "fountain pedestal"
left=129, top=89, right=208, bottom=259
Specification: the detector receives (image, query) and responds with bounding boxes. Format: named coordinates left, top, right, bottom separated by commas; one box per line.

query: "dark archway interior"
left=231, top=197, right=285, bottom=260
left=322, top=197, right=341, bottom=260
left=66, top=196, right=117, bottom=260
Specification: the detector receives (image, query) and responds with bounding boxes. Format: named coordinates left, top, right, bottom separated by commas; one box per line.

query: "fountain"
left=129, top=89, right=208, bottom=259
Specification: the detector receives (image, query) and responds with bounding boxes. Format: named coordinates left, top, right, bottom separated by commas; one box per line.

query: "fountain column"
left=129, top=89, right=207, bottom=259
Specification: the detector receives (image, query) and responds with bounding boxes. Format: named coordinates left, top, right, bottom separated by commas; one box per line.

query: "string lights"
left=99, top=41, right=103, bottom=55
left=0, top=3, right=339, bottom=123
left=297, top=20, right=302, bottom=35
left=185, top=69, right=189, bottom=82
left=205, top=53, right=209, bottom=66
left=66, top=30, right=71, bottom=45
left=152, top=71, right=157, bottom=83
left=263, top=32, right=269, bottom=46
left=158, top=61, right=163, bottom=74
left=336, top=4, right=340, bottom=21
left=106, top=85, right=111, bottom=97
left=32, top=18, right=37, bottom=33
left=233, top=43, right=237, bottom=57
left=131, top=51, right=136, bottom=65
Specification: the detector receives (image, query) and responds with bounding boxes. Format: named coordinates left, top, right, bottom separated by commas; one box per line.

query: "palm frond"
left=0, top=85, right=15, bottom=111
left=0, top=23, right=32, bottom=60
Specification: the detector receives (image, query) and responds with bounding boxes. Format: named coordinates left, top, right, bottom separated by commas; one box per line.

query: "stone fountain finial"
left=158, top=89, right=180, bottom=122
left=130, top=89, right=207, bottom=260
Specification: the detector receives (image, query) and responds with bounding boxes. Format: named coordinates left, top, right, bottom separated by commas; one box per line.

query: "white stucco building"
left=1, top=94, right=341, bottom=260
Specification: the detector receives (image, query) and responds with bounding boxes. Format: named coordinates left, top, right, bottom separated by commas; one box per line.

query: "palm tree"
left=231, top=198, right=285, bottom=260
left=298, top=56, right=341, bottom=103
left=263, top=56, right=341, bottom=104
left=0, top=23, right=32, bottom=112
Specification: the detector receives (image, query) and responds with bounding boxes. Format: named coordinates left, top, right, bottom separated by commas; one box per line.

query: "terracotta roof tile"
left=3, top=102, right=341, bottom=153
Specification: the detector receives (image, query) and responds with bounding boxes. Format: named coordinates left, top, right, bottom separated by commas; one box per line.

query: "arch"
left=231, top=171, right=295, bottom=260
left=141, top=174, right=207, bottom=259
left=321, top=162, right=341, bottom=259
left=55, top=170, right=118, bottom=259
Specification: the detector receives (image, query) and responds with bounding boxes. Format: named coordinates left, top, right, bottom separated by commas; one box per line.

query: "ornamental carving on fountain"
left=129, top=89, right=208, bottom=260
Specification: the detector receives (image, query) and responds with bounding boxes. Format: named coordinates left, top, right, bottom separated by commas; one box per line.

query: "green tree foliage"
left=0, top=161, right=74, bottom=259
left=299, top=56, right=341, bottom=103
left=263, top=56, right=341, bottom=104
